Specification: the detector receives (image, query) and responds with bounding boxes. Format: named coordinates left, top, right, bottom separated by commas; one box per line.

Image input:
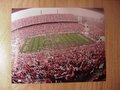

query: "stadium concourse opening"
left=11, top=8, right=106, bottom=84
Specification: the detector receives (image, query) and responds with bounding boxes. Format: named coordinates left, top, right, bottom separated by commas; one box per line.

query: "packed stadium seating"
left=12, top=42, right=105, bottom=83
left=12, top=23, right=83, bottom=39
left=12, top=14, right=78, bottom=30
left=11, top=14, right=105, bottom=83
left=12, top=14, right=104, bottom=41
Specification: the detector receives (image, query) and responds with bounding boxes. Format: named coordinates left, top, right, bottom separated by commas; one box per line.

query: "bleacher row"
left=12, top=23, right=83, bottom=39
left=12, top=14, right=104, bottom=41
left=12, top=14, right=78, bottom=30
left=12, top=42, right=105, bottom=83
left=87, top=25, right=104, bottom=40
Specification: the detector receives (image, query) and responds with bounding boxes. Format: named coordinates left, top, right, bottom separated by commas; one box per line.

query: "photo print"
left=11, top=8, right=106, bottom=84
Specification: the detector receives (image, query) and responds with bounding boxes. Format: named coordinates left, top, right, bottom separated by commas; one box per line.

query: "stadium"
left=11, top=8, right=106, bottom=83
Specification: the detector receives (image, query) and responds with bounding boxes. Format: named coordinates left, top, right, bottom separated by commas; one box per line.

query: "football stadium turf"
left=21, top=33, right=91, bottom=53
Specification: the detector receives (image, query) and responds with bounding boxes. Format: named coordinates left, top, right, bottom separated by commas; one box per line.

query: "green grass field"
left=20, top=33, right=91, bottom=53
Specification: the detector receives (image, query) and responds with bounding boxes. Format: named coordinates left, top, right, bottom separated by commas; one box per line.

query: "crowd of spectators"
left=12, top=23, right=82, bottom=40
left=12, top=42, right=106, bottom=83
left=12, top=14, right=78, bottom=30
left=11, top=14, right=105, bottom=83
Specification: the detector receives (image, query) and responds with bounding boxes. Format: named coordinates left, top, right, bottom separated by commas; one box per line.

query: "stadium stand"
left=11, top=14, right=105, bottom=83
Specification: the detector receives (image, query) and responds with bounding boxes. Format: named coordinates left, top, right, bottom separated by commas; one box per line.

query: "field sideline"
left=20, top=33, right=91, bottom=53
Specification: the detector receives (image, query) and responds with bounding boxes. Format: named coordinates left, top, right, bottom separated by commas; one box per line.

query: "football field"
left=20, top=33, right=91, bottom=53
